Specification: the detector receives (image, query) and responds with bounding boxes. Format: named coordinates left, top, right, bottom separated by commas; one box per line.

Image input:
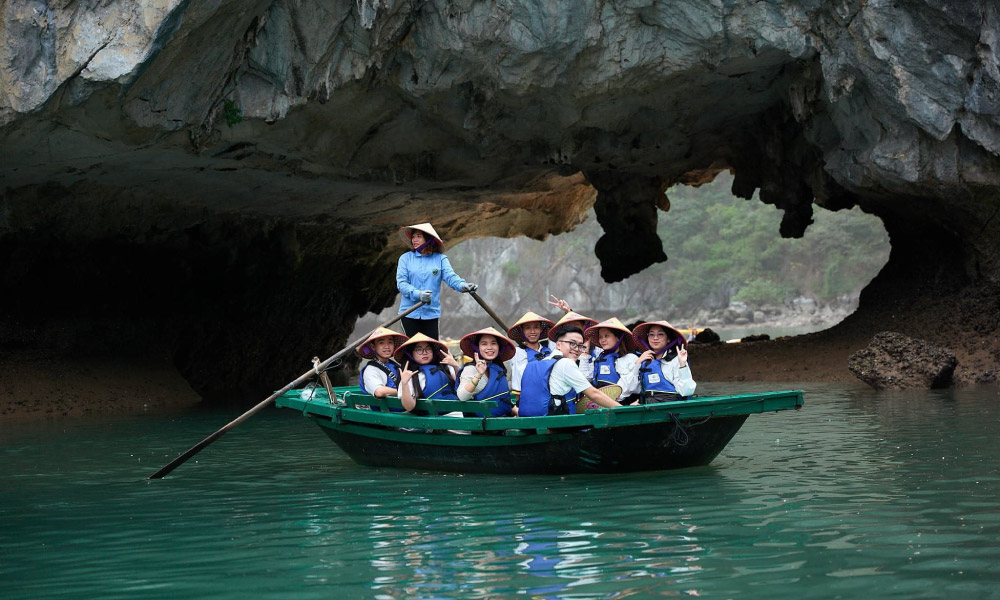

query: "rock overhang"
left=2, top=0, right=999, bottom=395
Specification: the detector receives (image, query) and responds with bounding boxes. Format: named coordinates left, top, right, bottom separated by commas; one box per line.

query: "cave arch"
left=3, top=1, right=999, bottom=406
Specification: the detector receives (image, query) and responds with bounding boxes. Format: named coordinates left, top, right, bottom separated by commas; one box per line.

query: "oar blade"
left=148, top=429, right=228, bottom=479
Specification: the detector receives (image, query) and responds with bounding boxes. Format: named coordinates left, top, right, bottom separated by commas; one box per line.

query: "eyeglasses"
left=558, top=340, right=587, bottom=351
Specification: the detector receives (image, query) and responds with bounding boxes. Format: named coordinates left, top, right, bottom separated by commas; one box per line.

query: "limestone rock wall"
left=2, top=1, right=999, bottom=397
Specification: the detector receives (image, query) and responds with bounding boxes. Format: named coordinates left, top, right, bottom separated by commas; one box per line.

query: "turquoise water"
left=2, top=383, right=999, bottom=599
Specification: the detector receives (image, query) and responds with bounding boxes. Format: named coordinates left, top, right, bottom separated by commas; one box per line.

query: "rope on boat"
left=309, top=356, right=340, bottom=404
left=666, top=412, right=714, bottom=447
left=310, top=356, right=343, bottom=376
left=301, top=381, right=320, bottom=400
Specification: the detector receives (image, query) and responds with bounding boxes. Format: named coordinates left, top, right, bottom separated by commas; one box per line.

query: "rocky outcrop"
left=849, top=331, right=959, bottom=390
left=2, top=1, right=1000, bottom=399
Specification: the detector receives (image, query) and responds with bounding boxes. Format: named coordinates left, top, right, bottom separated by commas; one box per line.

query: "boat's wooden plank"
left=605, top=391, right=803, bottom=425
left=338, top=408, right=488, bottom=431
left=277, top=394, right=343, bottom=420
left=328, top=420, right=573, bottom=446
left=280, top=388, right=803, bottom=431
left=278, top=388, right=332, bottom=405
left=480, top=412, right=608, bottom=431
left=339, top=392, right=498, bottom=415
left=422, top=399, right=500, bottom=414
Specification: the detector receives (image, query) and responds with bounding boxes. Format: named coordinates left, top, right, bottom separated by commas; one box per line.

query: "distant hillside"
left=359, top=172, right=890, bottom=340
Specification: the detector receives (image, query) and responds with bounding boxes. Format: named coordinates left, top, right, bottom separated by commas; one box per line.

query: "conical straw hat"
left=459, top=326, right=517, bottom=363
left=631, top=321, right=686, bottom=351
left=547, top=311, right=599, bottom=341
left=575, top=385, right=622, bottom=413
left=398, top=222, right=444, bottom=249
left=356, top=326, right=409, bottom=359
left=393, top=332, right=449, bottom=364
left=584, top=317, right=638, bottom=352
left=507, top=311, right=555, bottom=344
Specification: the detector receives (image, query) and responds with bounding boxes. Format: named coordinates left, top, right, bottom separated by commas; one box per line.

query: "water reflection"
left=355, top=503, right=714, bottom=599
left=2, top=385, right=1000, bottom=599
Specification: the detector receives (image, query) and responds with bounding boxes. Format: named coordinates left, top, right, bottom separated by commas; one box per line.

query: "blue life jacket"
left=638, top=358, right=678, bottom=394
left=416, top=364, right=458, bottom=400
left=461, top=363, right=513, bottom=417
left=359, top=359, right=400, bottom=393
left=519, top=357, right=578, bottom=417
left=592, top=350, right=624, bottom=387
left=524, top=341, right=552, bottom=362
left=359, top=360, right=404, bottom=412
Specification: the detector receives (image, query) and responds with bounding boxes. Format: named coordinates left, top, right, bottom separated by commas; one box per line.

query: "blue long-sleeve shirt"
left=396, top=251, right=467, bottom=319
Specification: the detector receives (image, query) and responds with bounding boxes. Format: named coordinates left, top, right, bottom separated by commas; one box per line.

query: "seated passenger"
left=550, top=310, right=598, bottom=335
left=546, top=310, right=599, bottom=403
left=519, top=325, right=622, bottom=417
left=621, top=321, right=696, bottom=402
left=457, top=327, right=517, bottom=417
left=507, top=311, right=555, bottom=399
left=582, top=317, right=640, bottom=393
left=357, top=327, right=409, bottom=402
left=394, top=332, right=463, bottom=412
left=547, top=295, right=599, bottom=336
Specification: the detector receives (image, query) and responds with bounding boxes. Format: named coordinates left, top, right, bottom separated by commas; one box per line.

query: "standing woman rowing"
left=396, top=223, right=478, bottom=339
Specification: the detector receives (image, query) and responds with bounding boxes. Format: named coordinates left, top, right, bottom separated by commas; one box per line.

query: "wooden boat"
left=275, top=387, right=803, bottom=474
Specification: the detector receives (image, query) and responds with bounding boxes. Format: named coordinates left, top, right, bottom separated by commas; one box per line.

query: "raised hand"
left=547, top=294, right=571, bottom=313
left=677, top=346, right=688, bottom=368
left=398, top=361, right=418, bottom=412
left=439, top=348, right=460, bottom=369
left=474, top=352, right=488, bottom=376
left=399, top=361, right=417, bottom=384
left=636, top=350, right=655, bottom=366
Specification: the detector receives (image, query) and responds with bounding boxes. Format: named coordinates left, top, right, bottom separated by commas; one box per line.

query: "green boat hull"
left=320, top=415, right=749, bottom=473
left=276, top=387, right=803, bottom=474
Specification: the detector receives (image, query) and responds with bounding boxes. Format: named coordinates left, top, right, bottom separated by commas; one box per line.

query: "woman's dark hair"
left=419, top=239, right=439, bottom=254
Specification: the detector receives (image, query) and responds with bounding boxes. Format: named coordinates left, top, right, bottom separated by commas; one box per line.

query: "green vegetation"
left=444, top=172, right=889, bottom=320
left=653, top=173, right=889, bottom=311
left=223, top=99, right=243, bottom=127
left=501, top=261, right=521, bottom=278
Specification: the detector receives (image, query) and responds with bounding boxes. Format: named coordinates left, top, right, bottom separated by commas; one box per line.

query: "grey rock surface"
left=848, top=331, right=959, bottom=390
left=2, top=1, right=999, bottom=398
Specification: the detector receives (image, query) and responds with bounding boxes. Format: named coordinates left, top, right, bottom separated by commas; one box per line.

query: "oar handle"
left=469, top=291, right=508, bottom=332
left=148, top=300, right=427, bottom=479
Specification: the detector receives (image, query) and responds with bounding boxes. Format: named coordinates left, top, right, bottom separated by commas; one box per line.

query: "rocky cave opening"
left=2, top=1, right=999, bottom=416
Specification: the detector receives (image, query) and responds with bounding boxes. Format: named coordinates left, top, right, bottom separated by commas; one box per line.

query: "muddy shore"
left=0, top=351, right=201, bottom=422
left=0, top=320, right=888, bottom=422
left=4, top=282, right=997, bottom=422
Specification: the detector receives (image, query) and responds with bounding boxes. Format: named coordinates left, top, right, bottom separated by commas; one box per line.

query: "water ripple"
left=3, top=386, right=1000, bottom=598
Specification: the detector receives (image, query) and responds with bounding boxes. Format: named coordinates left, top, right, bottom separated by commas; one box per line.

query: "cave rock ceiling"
left=2, top=1, right=999, bottom=395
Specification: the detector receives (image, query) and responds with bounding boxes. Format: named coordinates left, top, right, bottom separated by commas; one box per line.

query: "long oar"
left=148, top=301, right=427, bottom=479
left=469, top=290, right=508, bottom=331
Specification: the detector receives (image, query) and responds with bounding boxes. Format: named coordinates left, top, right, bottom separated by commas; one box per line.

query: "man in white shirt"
left=518, top=325, right=621, bottom=416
